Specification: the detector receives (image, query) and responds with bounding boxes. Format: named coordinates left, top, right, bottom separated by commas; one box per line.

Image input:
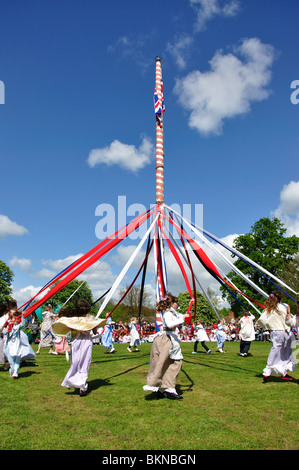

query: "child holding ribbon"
left=2, top=309, right=26, bottom=378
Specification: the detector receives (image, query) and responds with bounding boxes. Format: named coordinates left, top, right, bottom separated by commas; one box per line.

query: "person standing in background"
left=238, top=311, right=255, bottom=356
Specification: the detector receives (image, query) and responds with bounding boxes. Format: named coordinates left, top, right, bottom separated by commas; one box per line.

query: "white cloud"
left=166, top=34, right=194, bottom=70
left=272, top=180, right=299, bottom=236
left=174, top=37, right=276, bottom=135
left=31, top=268, right=56, bottom=279
left=107, top=34, right=155, bottom=72
left=87, top=136, right=154, bottom=173
left=42, top=254, right=83, bottom=272
left=12, top=253, right=118, bottom=309
left=190, top=0, right=240, bottom=31
left=10, top=256, right=32, bottom=272
left=12, top=285, right=49, bottom=307
left=0, top=214, right=28, bottom=239
left=42, top=254, right=117, bottom=302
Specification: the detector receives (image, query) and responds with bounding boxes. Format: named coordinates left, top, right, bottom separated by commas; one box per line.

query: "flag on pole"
left=154, top=78, right=165, bottom=125
left=154, top=89, right=162, bottom=115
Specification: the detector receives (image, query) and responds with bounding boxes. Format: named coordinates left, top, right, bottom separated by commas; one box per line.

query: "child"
left=127, top=317, right=140, bottom=352
left=256, top=291, right=296, bottom=382
left=0, top=302, right=10, bottom=369
left=8, top=300, right=36, bottom=364
left=216, top=319, right=227, bottom=353
left=101, top=316, right=115, bottom=353
left=143, top=294, right=191, bottom=400
left=36, top=304, right=57, bottom=355
left=52, top=300, right=108, bottom=396
left=192, top=320, right=211, bottom=355
left=2, top=310, right=26, bottom=378
left=238, top=311, right=255, bottom=356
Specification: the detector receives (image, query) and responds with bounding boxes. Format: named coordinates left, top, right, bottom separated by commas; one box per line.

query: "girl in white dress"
left=256, top=291, right=296, bottom=382
left=216, top=319, right=228, bottom=353
left=127, top=317, right=140, bottom=352
left=192, top=321, right=211, bottom=355
left=3, top=311, right=26, bottom=378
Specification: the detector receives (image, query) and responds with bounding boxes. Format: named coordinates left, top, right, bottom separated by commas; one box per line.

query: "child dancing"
left=52, top=300, right=108, bottom=396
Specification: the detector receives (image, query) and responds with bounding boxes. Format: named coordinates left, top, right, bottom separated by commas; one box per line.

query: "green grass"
left=0, top=340, right=298, bottom=450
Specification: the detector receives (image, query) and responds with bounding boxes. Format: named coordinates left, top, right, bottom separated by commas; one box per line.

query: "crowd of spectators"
left=22, top=309, right=297, bottom=347
left=91, top=317, right=289, bottom=346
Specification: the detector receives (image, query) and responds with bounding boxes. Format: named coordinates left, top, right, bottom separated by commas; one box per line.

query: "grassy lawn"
left=0, top=340, right=298, bottom=450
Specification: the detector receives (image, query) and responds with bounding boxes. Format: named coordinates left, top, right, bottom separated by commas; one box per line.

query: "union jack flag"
left=154, top=79, right=165, bottom=118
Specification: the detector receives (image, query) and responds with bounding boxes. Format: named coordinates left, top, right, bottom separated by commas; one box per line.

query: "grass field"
left=0, top=340, right=298, bottom=451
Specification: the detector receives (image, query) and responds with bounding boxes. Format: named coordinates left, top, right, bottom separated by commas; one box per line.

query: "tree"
left=220, top=217, right=299, bottom=315
left=49, top=280, right=96, bottom=314
left=0, top=260, right=14, bottom=303
left=114, top=285, right=155, bottom=322
left=178, top=290, right=218, bottom=324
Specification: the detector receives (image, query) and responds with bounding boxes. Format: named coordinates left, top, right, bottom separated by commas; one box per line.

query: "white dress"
left=129, top=321, right=140, bottom=347
left=256, top=304, right=296, bottom=377
left=194, top=324, right=209, bottom=342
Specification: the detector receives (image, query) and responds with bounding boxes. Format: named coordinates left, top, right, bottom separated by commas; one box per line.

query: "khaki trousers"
left=146, top=333, right=182, bottom=391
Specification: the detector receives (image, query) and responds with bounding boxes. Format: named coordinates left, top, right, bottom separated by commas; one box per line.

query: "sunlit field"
left=1, top=340, right=298, bottom=450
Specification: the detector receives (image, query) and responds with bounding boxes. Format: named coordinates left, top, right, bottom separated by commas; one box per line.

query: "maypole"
left=154, top=57, right=167, bottom=328
left=154, top=56, right=165, bottom=205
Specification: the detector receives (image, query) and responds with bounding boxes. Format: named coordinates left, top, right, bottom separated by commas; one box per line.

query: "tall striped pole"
left=155, top=56, right=164, bottom=205
left=154, top=57, right=166, bottom=325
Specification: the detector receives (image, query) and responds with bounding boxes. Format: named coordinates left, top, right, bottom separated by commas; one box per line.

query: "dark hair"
left=7, top=299, right=17, bottom=310
left=0, top=302, right=8, bottom=317
left=156, top=294, right=178, bottom=312
left=58, top=299, right=91, bottom=318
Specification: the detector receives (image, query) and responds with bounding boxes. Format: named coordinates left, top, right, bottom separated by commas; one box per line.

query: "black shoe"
left=156, top=390, right=166, bottom=399
left=79, top=389, right=88, bottom=396
left=163, top=391, right=183, bottom=400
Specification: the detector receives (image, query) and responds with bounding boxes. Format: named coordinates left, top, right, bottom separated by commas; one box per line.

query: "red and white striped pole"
left=154, top=57, right=166, bottom=320
left=155, top=56, right=164, bottom=205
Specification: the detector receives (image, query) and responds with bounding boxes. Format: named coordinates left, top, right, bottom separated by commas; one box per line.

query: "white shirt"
left=162, top=307, right=185, bottom=360
left=238, top=314, right=255, bottom=341
left=256, top=304, right=291, bottom=331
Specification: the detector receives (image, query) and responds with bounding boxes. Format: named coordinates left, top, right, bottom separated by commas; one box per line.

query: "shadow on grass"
left=17, top=370, right=40, bottom=379
left=104, top=361, right=150, bottom=381
left=255, top=373, right=299, bottom=384
left=183, top=354, right=259, bottom=375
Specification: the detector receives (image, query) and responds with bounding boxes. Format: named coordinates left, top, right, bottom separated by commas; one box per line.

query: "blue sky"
left=0, top=0, right=298, bottom=308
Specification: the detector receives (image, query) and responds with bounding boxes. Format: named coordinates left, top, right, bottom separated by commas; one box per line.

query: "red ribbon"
left=22, top=208, right=155, bottom=318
